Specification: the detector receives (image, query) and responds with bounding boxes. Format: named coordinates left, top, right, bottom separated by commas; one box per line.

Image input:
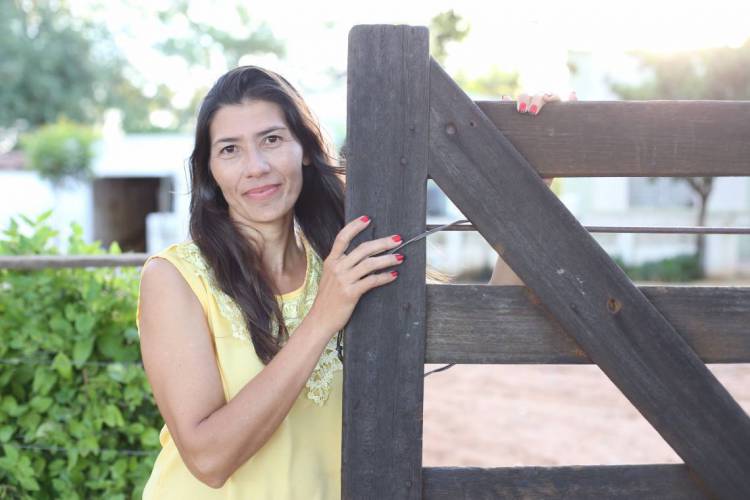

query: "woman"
left=137, top=65, right=565, bottom=498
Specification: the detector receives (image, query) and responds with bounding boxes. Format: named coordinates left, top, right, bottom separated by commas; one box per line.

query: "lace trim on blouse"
left=174, top=238, right=342, bottom=406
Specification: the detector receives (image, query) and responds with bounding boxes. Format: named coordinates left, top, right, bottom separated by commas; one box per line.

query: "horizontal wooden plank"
left=0, top=254, right=148, bottom=269
left=475, top=100, right=750, bottom=177
left=423, top=464, right=710, bottom=499
left=426, top=284, right=750, bottom=364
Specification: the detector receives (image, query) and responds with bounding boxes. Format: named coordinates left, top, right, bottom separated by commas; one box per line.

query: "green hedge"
left=613, top=254, right=702, bottom=282
left=0, top=212, right=160, bottom=499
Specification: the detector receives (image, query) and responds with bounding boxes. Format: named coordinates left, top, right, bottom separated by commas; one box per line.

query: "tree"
left=429, top=10, right=519, bottom=97
left=0, top=1, right=138, bottom=134
left=147, top=1, right=286, bottom=131
left=610, top=40, right=750, bottom=276
left=0, top=0, right=287, bottom=137
left=429, top=10, right=470, bottom=66
left=21, top=120, right=97, bottom=187
left=155, top=1, right=285, bottom=70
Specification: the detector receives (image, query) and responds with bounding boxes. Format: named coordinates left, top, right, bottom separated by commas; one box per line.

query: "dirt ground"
left=422, top=363, right=750, bottom=467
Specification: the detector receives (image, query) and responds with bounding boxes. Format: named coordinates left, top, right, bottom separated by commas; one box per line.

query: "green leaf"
left=78, top=435, right=99, bottom=457
left=64, top=304, right=77, bottom=322
left=29, top=396, right=54, bottom=413
left=74, top=314, right=95, bottom=336
left=36, top=210, right=54, bottom=224
left=49, top=315, right=72, bottom=335
left=52, top=352, right=73, bottom=379
left=102, top=404, right=124, bottom=428
left=0, top=426, right=13, bottom=442
left=106, top=363, right=126, bottom=383
left=15, top=455, right=40, bottom=491
left=97, top=333, right=125, bottom=360
left=72, top=337, right=95, bottom=367
left=32, top=367, right=57, bottom=395
left=140, top=427, right=160, bottom=448
left=2, top=444, right=19, bottom=462
left=0, top=396, right=23, bottom=417
left=34, top=421, right=58, bottom=440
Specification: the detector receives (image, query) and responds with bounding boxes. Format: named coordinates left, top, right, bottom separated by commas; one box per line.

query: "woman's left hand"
left=488, top=91, right=577, bottom=285
left=501, top=91, right=578, bottom=186
left=505, top=91, right=577, bottom=115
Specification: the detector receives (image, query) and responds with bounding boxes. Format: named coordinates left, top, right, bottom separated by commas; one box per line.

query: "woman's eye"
left=219, top=145, right=236, bottom=156
left=264, top=135, right=282, bottom=146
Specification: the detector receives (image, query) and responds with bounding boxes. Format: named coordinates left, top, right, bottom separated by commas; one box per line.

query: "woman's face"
left=209, top=99, right=308, bottom=231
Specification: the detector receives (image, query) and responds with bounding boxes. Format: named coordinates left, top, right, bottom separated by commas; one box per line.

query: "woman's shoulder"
left=141, top=240, right=212, bottom=302
left=145, top=240, right=208, bottom=273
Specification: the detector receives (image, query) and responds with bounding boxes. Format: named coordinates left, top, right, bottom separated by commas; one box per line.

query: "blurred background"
left=1, top=0, right=749, bottom=496
left=2, top=0, right=750, bottom=282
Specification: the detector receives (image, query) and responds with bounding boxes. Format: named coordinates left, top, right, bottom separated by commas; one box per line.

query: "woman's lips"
left=244, top=184, right=280, bottom=200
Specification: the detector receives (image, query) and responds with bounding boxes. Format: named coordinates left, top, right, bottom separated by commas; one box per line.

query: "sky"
left=70, top=0, right=750, bottom=135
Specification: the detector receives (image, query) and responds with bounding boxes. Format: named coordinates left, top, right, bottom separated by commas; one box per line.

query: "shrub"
left=0, top=212, right=159, bottom=499
left=612, top=254, right=702, bottom=282
left=20, top=121, right=97, bottom=187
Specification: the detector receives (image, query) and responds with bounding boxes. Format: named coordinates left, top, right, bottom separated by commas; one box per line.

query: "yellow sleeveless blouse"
left=136, top=234, right=343, bottom=499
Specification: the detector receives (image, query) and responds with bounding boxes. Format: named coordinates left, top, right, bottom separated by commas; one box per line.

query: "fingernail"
left=359, top=215, right=370, bottom=223
left=529, top=104, right=538, bottom=114
left=391, top=271, right=399, bottom=277
left=395, top=253, right=404, bottom=262
left=391, top=235, right=402, bottom=243
left=518, top=102, right=527, bottom=113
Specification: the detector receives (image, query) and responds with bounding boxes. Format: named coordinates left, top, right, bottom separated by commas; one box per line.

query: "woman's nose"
left=242, top=148, right=271, bottom=177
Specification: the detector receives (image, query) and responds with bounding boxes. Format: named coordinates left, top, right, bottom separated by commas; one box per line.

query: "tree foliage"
left=611, top=40, right=750, bottom=101
left=0, top=1, right=136, bottom=131
left=610, top=40, right=750, bottom=276
left=429, top=10, right=519, bottom=97
left=155, top=1, right=285, bottom=69
left=0, top=0, right=287, bottom=135
left=20, top=120, right=98, bottom=187
left=429, top=10, right=470, bottom=66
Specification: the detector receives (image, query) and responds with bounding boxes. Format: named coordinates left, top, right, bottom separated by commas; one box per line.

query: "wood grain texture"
left=423, top=465, right=711, bottom=499
left=342, top=25, right=429, bottom=500
left=426, top=285, right=750, bottom=364
left=475, top=100, right=750, bottom=177
left=427, top=57, right=750, bottom=498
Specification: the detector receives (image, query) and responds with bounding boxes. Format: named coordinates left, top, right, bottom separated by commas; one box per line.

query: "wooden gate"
left=342, top=24, right=750, bottom=499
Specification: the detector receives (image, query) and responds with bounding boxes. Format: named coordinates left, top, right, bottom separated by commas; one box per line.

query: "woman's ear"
left=302, top=154, right=311, bottom=167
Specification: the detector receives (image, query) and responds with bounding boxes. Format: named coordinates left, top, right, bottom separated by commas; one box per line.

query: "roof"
left=0, top=151, right=25, bottom=171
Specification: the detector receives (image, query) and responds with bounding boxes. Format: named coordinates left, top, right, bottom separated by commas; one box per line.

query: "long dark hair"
left=189, top=66, right=345, bottom=364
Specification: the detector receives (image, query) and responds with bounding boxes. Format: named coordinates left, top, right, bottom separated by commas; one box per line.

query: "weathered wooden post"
left=342, top=25, right=430, bottom=499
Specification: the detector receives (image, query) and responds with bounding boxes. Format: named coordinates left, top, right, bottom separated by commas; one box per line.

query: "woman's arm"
left=138, top=258, right=335, bottom=489
left=488, top=255, right=524, bottom=285
left=487, top=90, right=576, bottom=286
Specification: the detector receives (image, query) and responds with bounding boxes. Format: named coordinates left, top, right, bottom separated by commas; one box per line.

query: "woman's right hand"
left=308, top=215, right=404, bottom=334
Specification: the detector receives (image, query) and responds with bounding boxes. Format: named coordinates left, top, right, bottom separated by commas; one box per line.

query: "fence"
left=341, top=24, right=750, bottom=500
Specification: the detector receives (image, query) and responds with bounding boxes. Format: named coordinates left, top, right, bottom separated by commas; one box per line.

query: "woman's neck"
left=234, top=213, right=306, bottom=290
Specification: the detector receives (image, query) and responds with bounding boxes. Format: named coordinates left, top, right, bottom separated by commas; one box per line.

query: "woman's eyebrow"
left=212, top=126, right=288, bottom=148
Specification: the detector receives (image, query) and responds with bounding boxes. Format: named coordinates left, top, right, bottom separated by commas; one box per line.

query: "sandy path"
left=423, top=364, right=750, bottom=467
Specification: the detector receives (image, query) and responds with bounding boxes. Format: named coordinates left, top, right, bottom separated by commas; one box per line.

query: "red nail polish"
left=359, top=215, right=370, bottom=223
left=391, top=235, right=402, bottom=243
left=395, top=254, right=404, bottom=262
left=391, top=271, right=399, bottom=277
left=530, top=104, right=538, bottom=114
left=519, top=102, right=527, bottom=113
